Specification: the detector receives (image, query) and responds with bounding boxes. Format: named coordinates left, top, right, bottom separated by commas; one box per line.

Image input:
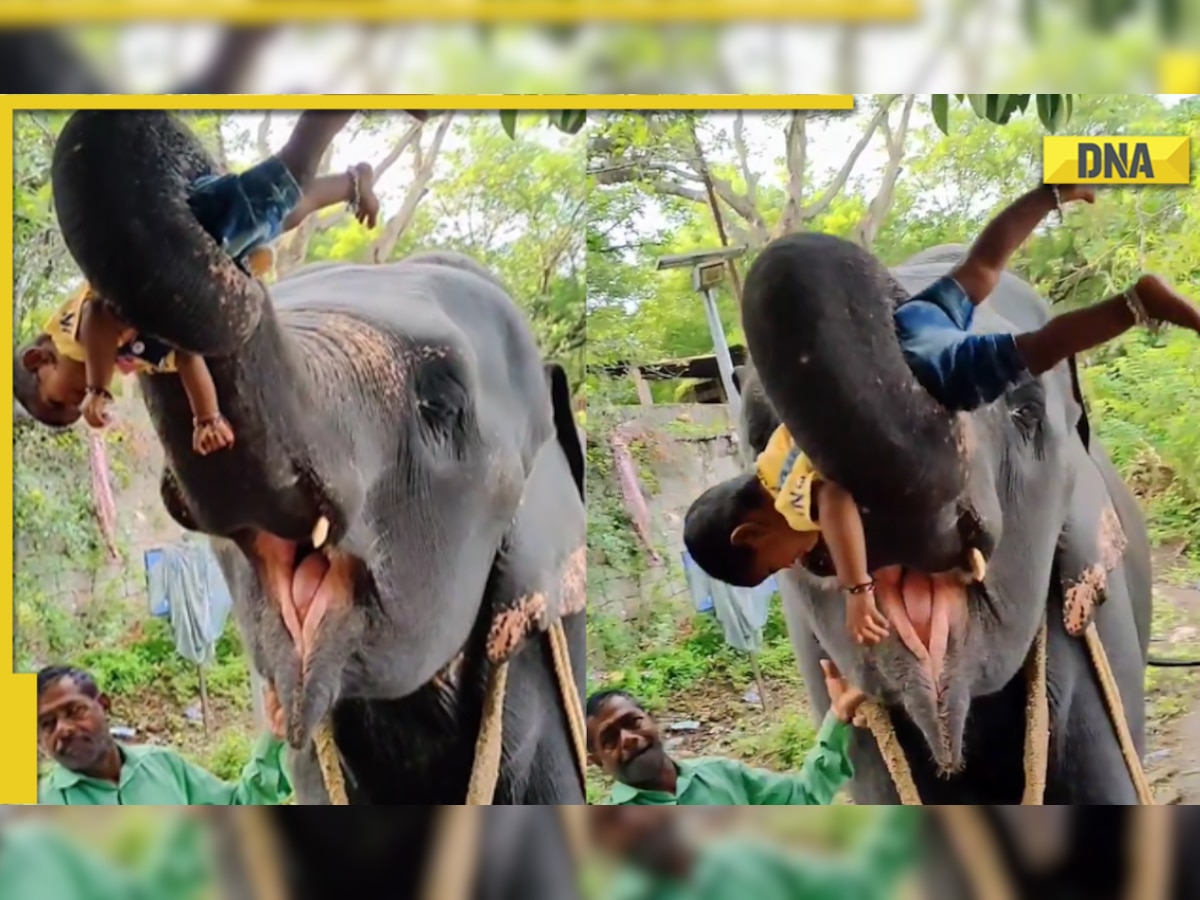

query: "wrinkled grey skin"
left=735, top=243, right=1152, bottom=803
left=51, top=112, right=586, bottom=804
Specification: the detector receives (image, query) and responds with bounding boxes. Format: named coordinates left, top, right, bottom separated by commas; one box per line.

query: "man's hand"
left=263, top=682, right=286, bottom=740
left=81, top=390, right=114, bottom=428
left=821, top=659, right=867, bottom=725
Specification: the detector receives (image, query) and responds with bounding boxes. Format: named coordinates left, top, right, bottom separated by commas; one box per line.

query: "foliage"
left=931, top=94, right=1077, bottom=134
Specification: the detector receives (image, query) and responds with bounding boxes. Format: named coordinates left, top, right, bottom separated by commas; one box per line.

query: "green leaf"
left=1062, top=94, right=1074, bottom=126
left=499, top=110, right=519, bottom=140
left=986, top=94, right=1009, bottom=123
left=560, top=110, right=588, bottom=134
left=931, top=94, right=950, bottom=134
left=1036, top=94, right=1059, bottom=132
left=967, top=94, right=989, bottom=118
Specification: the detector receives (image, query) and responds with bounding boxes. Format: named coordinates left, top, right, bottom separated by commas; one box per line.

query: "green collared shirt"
left=0, top=815, right=211, bottom=900
left=603, top=710, right=852, bottom=805
left=603, top=807, right=919, bottom=900
left=38, top=735, right=292, bottom=805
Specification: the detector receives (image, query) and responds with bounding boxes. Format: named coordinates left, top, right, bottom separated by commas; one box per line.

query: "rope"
left=1021, top=620, right=1050, bottom=805
left=548, top=619, right=589, bottom=788
left=419, top=806, right=483, bottom=900
left=861, top=701, right=922, bottom=804
left=1083, top=623, right=1156, bottom=804
left=932, top=808, right=1016, bottom=900
left=466, top=660, right=511, bottom=804
left=313, top=718, right=348, bottom=805
left=231, top=808, right=290, bottom=900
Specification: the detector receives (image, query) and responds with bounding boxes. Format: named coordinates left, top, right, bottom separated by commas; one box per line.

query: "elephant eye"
left=413, top=356, right=472, bottom=445
left=1007, top=380, right=1046, bottom=453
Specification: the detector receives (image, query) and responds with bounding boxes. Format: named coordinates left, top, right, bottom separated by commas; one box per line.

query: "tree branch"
left=366, top=114, right=454, bottom=264
left=798, top=95, right=898, bottom=221
left=853, top=94, right=916, bottom=250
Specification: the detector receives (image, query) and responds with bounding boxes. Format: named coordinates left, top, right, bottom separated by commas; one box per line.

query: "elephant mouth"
left=875, top=566, right=970, bottom=703
left=251, top=529, right=362, bottom=745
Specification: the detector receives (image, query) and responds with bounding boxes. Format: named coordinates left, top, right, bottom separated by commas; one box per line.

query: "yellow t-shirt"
left=44, top=283, right=178, bottom=375
left=755, top=424, right=823, bottom=534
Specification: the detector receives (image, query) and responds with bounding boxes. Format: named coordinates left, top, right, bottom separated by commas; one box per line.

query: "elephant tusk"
left=311, top=516, right=330, bottom=550
left=969, top=548, right=987, bottom=583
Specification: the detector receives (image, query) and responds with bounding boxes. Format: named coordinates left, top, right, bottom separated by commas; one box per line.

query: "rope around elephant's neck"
left=1084, top=623, right=1155, bottom=804
left=311, top=619, right=586, bottom=807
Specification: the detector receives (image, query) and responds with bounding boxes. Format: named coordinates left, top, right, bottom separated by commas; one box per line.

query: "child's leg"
left=815, top=480, right=889, bottom=644
left=275, top=111, right=357, bottom=189
left=1015, top=275, right=1200, bottom=376
left=175, top=352, right=235, bottom=455
left=951, top=184, right=1094, bottom=306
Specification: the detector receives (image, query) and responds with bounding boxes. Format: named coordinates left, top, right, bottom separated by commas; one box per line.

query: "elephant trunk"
left=51, top=110, right=265, bottom=355
left=740, top=232, right=968, bottom=519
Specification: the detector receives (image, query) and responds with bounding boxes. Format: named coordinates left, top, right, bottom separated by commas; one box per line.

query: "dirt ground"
left=647, top=547, right=1200, bottom=804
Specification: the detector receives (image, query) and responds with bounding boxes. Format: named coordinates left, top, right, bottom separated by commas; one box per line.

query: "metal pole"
left=700, top=285, right=742, bottom=423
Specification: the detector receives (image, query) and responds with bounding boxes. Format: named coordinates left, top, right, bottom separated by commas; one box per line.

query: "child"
left=685, top=181, right=1200, bottom=645
left=15, top=111, right=381, bottom=454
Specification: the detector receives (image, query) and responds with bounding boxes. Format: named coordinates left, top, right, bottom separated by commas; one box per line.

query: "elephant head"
left=738, top=233, right=1139, bottom=778
left=51, top=111, right=587, bottom=802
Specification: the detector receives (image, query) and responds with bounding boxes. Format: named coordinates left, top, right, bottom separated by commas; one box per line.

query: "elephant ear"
left=545, top=363, right=584, bottom=501
left=1057, top=441, right=1129, bottom=636
left=1066, top=354, right=1091, bottom=452
left=483, top=385, right=586, bottom=666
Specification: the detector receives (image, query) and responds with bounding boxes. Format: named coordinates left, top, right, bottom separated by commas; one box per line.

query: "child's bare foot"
left=352, top=162, right=381, bottom=229
left=1133, top=275, right=1200, bottom=333
left=847, top=588, right=890, bottom=646
left=1055, top=184, right=1096, bottom=205
left=193, top=414, right=235, bottom=455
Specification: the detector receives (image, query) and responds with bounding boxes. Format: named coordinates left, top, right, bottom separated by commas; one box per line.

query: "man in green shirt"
left=590, top=804, right=919, bottom=900
left=587, top=659, right=865, bottom=805
left=36, top=664, right=293, bottom=805
left=0, top=812, right=212, bottom=900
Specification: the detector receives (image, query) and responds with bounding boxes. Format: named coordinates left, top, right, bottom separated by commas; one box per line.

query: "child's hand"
left=821, top=659, right=867, bottom=725
left=193, top=414, right=235, bottom=455
left=847, top=588, right=889, bottom=646
left=81, top=389, right=114, bottom=429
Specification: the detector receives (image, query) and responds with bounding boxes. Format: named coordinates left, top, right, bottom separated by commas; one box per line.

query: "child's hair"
left=13, top=335, right=76, bottom=427
left=683, top=473, right=772, bottom=588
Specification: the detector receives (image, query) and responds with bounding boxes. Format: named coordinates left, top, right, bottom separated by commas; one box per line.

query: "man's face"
left=590, top=806, right=685, bottom=875
left=37, top=676, right=112, bottom=771
left=587, top=695, right=667, bottom=787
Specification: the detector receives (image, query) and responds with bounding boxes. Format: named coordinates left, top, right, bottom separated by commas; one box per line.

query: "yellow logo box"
left=1043, top=136, right=1191, bottom=185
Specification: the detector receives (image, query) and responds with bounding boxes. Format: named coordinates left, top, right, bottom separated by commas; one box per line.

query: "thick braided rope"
left=1083, top=623, right=1155, bottom=804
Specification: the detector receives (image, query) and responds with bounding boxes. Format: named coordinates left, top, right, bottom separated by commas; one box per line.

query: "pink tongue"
left=293, top=554, right=330, bottom=625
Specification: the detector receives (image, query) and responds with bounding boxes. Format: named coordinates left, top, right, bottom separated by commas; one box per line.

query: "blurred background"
left=0, top=8, right=1196, bottom=97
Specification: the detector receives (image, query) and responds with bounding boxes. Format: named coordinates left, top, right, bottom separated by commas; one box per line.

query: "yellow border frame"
left=0, top=1, right=920, bottom=24
left=0, top=93, right=854, bottom=805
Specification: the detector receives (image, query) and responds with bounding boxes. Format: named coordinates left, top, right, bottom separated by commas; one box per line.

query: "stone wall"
left=589, top=403, right=744, bottom=617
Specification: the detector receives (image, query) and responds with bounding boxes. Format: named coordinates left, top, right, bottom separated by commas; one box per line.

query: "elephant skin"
left=735, top=236, right=1152, bottom=803
left=50, top=112, right=586, bottom=804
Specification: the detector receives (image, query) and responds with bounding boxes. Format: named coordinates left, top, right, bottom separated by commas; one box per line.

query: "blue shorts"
left=187, top=156, right=302, bottom=267
left=893, top=276, right=1028, bottom=412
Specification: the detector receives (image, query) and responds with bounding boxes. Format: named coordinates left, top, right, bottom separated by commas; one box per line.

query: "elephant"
left=50, top=111, right=587, bottom=804
left=734, top=233, right=1153, bottom=803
